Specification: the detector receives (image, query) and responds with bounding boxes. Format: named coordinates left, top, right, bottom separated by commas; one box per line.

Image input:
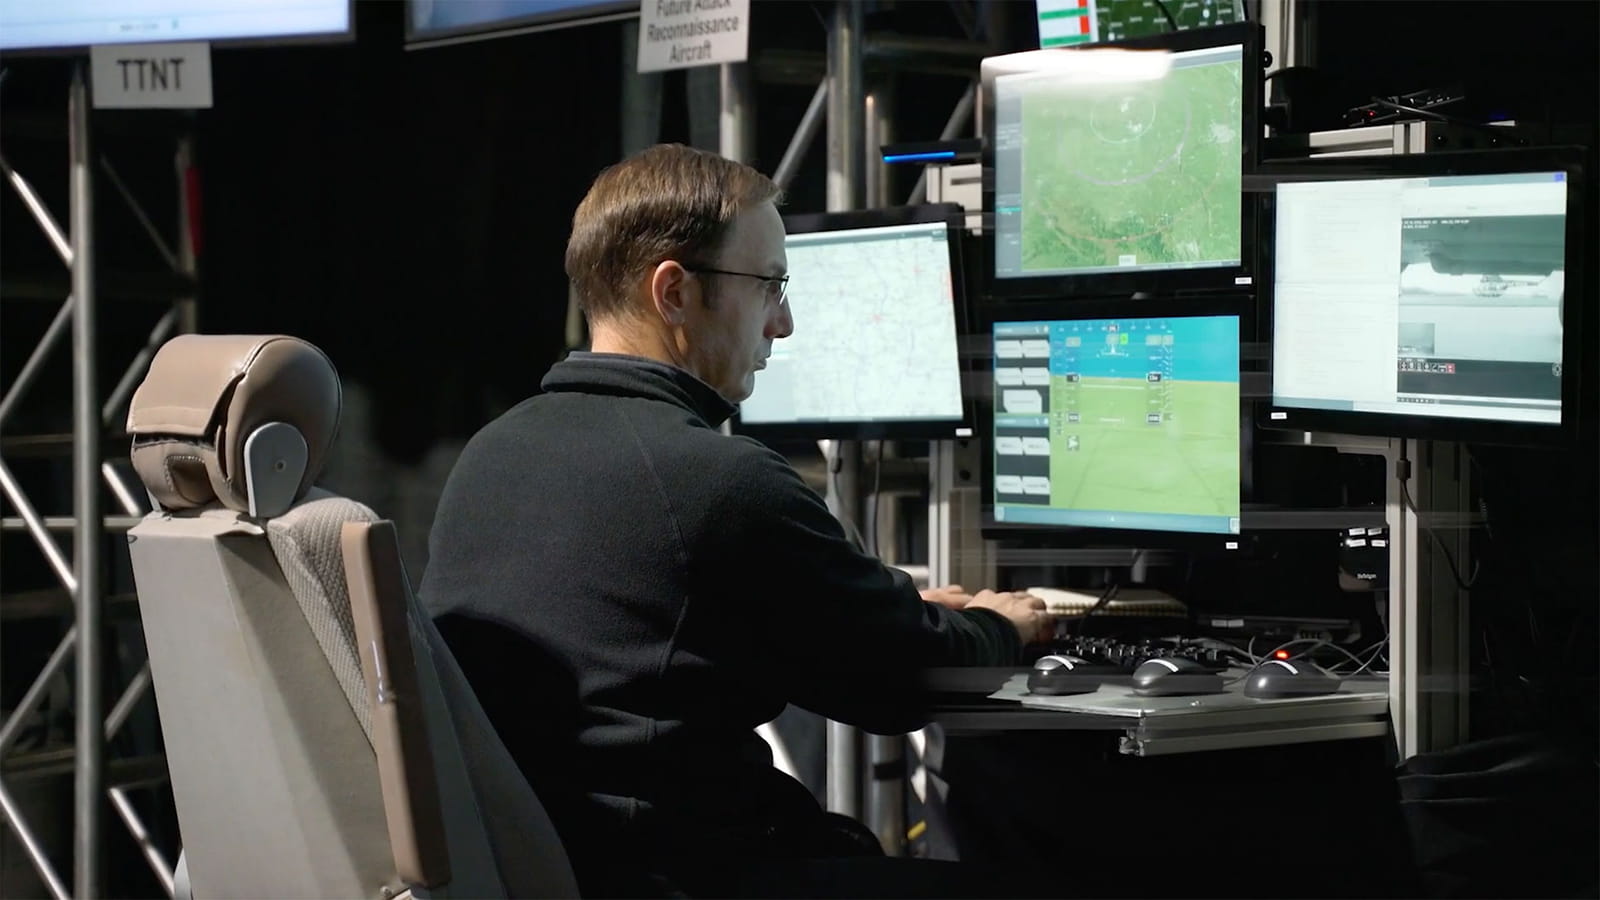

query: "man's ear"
left=649, top=260, right=693, bottom=326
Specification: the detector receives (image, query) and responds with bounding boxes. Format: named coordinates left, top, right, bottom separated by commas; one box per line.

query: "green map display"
left=1017, top=54, right=1242, bottom=273
left=1044, top=378, right=1239, bottom=517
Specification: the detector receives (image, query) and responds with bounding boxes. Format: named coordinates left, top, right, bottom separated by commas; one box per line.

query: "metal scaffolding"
left=1, top=62, right=196, bottom=899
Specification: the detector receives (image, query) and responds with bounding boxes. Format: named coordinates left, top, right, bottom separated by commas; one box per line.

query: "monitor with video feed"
left=982, top=303, right=1243, bottom=540
left=406, top=0, right=636, bottom=47
left=1264, top=148, right=1586, bottom=445
left=0, top=0, right=351, bottom=51
left=1035, top=0, right=1242, bottom=49
left=734, top=205, right=970, bottom=441
left=981, top=23, right=1261, bottom=300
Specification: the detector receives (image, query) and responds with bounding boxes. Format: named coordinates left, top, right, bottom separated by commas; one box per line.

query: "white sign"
left=637, top=0, right=749, bottom=73
left=90, top=41, right=212, bottom=109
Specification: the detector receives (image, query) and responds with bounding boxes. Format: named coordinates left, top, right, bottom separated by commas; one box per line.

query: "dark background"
left=1, top=1, right=1596, bottom=894
left=3, top=0, right=1595, bottom=763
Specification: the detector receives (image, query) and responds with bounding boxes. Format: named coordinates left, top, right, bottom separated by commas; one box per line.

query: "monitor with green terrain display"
left=982, top=23, right=1261, bottom=300
left=983, top=305, right=1242, bottom=539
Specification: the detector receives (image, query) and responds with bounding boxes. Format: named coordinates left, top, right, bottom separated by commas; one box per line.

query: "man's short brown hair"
left=565, top=143, right=782, bottom=322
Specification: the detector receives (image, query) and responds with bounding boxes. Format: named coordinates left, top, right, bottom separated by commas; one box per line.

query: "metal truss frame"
left=1, top=62, right=195, bottom=899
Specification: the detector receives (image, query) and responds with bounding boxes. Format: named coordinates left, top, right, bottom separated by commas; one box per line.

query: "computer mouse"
left=1130, top=656, right=1225, bottom=696
left=1242, top=658, right=1342, bottom=699
left=1027, top=654, right=1101, bottom=696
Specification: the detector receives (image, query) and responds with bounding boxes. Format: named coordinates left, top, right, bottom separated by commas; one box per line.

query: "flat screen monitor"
left=1264, top=148, right=1586, bottom=446
left=1036, top=0, right=1242, bottom=49
left=981, top=23, right=1261, bottom=300
left=734, top=205, right=970, bottom=440
left=982, top=302, right=1243, bottom=541
left=406, top=0, right=636, bottom=48
left=0, top=0, right=351, bottom=51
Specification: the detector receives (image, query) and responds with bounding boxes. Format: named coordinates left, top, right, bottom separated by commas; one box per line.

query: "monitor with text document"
left=981, top=23, right=1262, bottom=300
left=1264, top=149, right=1587, bottom=446
left=734, top=205, right=971, bottom=441
left=982, top=302, right=1243, bottom=542
left=0, top=0, right=351, bottom=51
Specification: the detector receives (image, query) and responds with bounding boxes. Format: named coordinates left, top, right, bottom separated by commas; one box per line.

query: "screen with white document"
left=1271, top=171, right=1568, bottom=430
left=0, top=0, right=350, bottom=50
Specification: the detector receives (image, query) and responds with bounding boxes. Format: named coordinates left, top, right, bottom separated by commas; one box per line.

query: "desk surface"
left=926, top=669, right=1391, bottom=756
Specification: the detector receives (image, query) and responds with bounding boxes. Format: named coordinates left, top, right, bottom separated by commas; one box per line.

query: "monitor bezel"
left=1257, top=146, right=1588, bottom=448
left=404, top=0, right=638, bottom=49
left=0, top=0, right=354, bottom=54
left=731, top=203, right=975, bottom=442
left=976, top=295, right=1252, bottom=551
left=980, top=22, right=1264, bottom=303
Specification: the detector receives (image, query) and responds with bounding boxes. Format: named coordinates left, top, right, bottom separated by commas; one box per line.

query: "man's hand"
left=920, top=584, right=975, bottom=610
left=965, top=589, right=1055, bottom=645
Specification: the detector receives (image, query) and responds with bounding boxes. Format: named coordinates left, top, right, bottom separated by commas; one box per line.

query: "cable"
left=1363, top=96, right=1529, bottom=146
left=823, top=440, right=870, bottom=553
left=868, top=439, right=884, bottom=557
left=1396, top=443, right=1481, bottom=591
left=1151, top=0, right=1180, bottom=32
left=1069, top=583, right=1121, bottom=636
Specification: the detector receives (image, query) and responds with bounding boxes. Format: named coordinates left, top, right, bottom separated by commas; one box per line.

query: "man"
left=422, top=143, right=1053, bottom=897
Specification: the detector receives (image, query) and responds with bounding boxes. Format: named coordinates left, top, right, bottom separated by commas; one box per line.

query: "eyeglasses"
left=684, top=265, right=789, bottom=308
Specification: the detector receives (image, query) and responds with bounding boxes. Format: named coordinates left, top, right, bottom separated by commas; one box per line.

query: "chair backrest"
left=125, top=334, right=578, bottom=899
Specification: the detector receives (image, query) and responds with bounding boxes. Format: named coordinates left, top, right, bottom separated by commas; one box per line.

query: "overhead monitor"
left=1035, top=0, right=1242, bottom=49
left=406, top=0, right=637, bottom=48
left=735, top=205, right=970, bottom=440
left=981, top=23, right=1261, bottom=300
left=0, top=0, right=351, bottom=51
left=983, top=303, right=1243, bottom=540
left=1265, top=148, right=1586, bottom=446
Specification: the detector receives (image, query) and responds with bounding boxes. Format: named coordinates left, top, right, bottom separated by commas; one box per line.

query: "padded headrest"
left=127, top=335, right=341, bottom=515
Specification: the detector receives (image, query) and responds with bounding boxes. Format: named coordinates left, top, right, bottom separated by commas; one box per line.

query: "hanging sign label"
left=90, top=41, right=213, bottom=109
left=637, top=0, right=750, bottom=73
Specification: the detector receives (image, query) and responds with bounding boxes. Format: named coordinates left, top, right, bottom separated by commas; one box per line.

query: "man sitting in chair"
left=422, top=143, right=1052, bottom=898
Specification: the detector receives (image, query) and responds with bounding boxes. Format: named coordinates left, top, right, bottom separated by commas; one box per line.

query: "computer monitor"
left=1035, top=0, right=1242, bottom=49
left=734, top=205, right=971, bottom=441
left=0, top=0, right=351, bottom=51
left=1264, top=148, right=1587, bottom=446
left=981, top=23, right=1262, bottom=300
left=982, top=301, right=1243, bottom=542
left=405, top=0, right=636, bottom=48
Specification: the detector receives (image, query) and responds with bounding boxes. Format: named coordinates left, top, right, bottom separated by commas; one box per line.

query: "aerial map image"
left=1016, top=47, right=1243, bottom=274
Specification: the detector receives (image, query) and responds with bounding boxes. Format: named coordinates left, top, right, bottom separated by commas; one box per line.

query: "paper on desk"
left=1025, top=586, right=1187, bottom=616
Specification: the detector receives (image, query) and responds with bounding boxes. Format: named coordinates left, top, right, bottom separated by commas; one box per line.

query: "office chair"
left=124, top=334, right=578, bottom=898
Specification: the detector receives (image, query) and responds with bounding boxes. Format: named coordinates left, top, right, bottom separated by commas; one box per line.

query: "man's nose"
left=768, top=301, right=794, bottom=339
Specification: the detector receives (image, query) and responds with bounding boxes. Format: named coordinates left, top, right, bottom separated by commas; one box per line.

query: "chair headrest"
left=127, top=335, right=341, bottom=517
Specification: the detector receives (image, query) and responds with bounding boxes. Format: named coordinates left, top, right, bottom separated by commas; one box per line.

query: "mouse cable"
left=1069, top=582, right=1121, bottom=636
left=1395, top=444, right=1480, bottom=591
left=1339, top=638, right=1390, bottom=677
left=1248, top=636, right=1373, bottom=674
left=1225, top=639, right=1360, bottom=685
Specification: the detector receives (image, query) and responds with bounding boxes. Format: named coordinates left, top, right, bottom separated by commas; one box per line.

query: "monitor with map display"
left=734, top=205, right=971, bottom=440
left=981, top=23, right=1261, bottom=300
left=982, top=302, right=1242, bottom=539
